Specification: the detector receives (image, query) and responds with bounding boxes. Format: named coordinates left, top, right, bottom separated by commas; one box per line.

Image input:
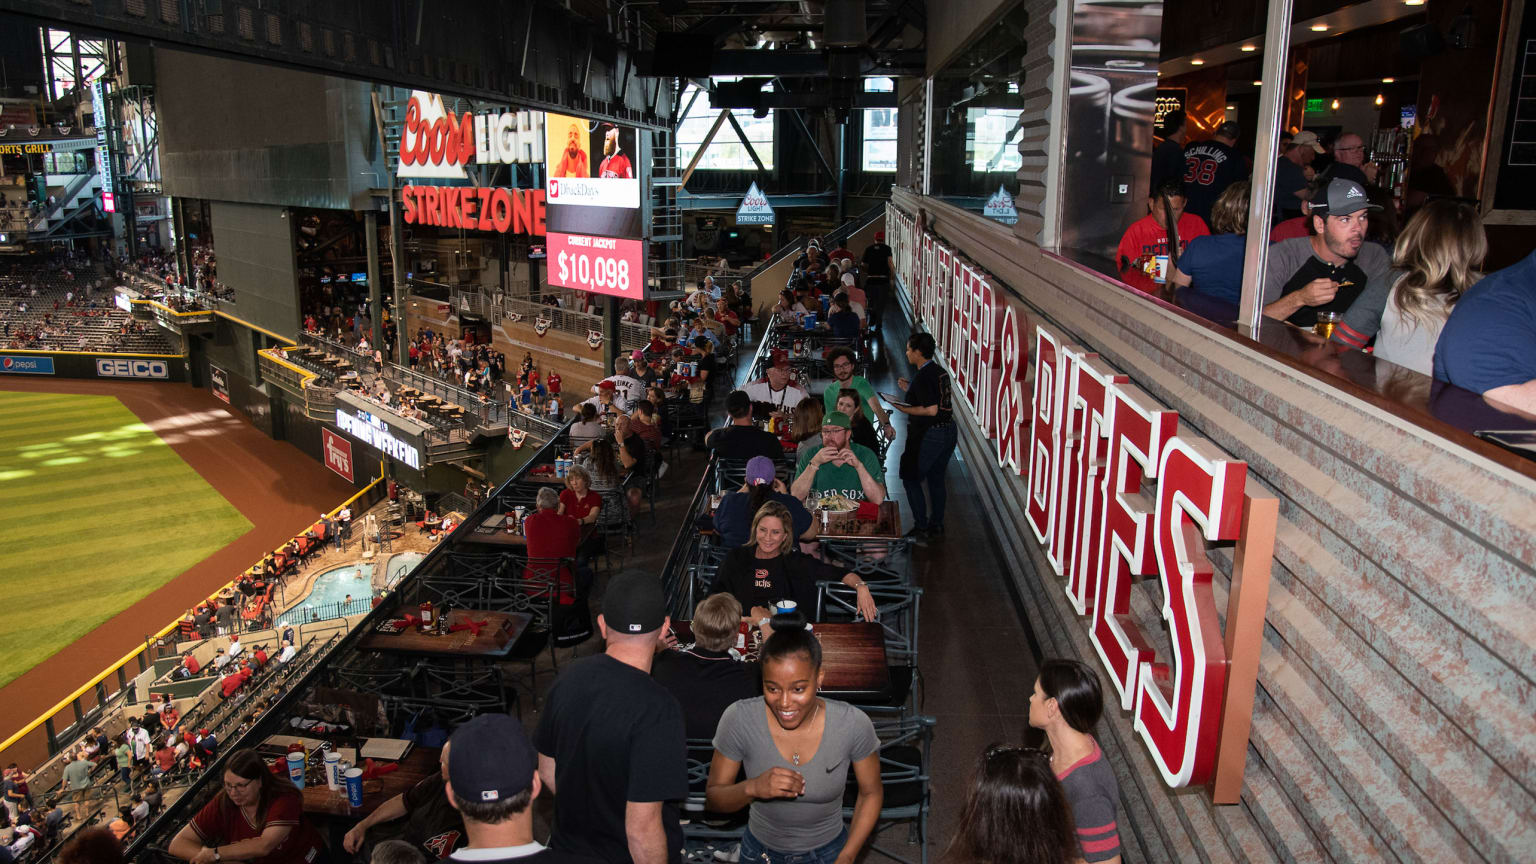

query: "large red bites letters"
left=1089, top=383, right=1178, bottom=711
left=1133, top=435, right=1245, bottom=787
left=1025, top=326, right=1066, bottom=550
left=1059, top=352, right=1127, bottom=616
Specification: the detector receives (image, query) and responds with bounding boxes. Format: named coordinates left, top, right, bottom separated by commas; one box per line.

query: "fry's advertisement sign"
left=886, top=205, right=1275, bottom=802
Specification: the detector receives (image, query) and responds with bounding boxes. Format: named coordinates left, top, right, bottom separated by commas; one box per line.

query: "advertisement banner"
left=334, top=391, right=426, bottom=470
left=396, top=90, right=545, bottom=180
left=1, top=355, right=55, bottom=375
left=544, top=112, right=642, bottom=239
left=211, top=365, right=230, bottom=404
left=546, top=232, right=646, bottom=300
left=401, top=185, right=545, bottom=236
left=736, top=182, right=775, bottom=225
left=96, top=358, right=170, bottom=379
left=92, top=78, right=116, bottom=213
left=321, top=428, right=356, bottom=483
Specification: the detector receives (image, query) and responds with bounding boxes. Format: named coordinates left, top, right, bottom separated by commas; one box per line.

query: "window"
left=863, top=78, right=898, bottom=171
left=969, top=108, right=1022, bottom=173
left=676, top=79, right=775, bottom=170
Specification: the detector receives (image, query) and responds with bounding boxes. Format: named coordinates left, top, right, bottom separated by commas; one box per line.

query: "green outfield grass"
left=0, top=390, right=252, bottom=689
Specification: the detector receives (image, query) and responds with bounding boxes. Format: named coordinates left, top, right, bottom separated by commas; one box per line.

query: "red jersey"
left=522, top=509, right=581, bottom=602
left=558, top=489, right=602, bottom=521
left=547, top=372, right=561, bottom=394
left=190, top=789, right=324, bottom=864
left=1115, top=212, right=1210, bottom=293
left=599, top=151, right=634, bottom=179
left=1269, top=216, right=1309, bottom=243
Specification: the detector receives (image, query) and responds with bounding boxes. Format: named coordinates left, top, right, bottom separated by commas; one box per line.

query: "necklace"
left=787, top=701, right=821, bottom=766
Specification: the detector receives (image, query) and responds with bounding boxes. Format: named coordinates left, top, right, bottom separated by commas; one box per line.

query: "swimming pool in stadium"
left=274, top=552, right=426, bottom=626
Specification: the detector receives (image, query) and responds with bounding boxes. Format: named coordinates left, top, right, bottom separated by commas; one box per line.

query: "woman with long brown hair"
left=1374, top=198, right=1486, bottom=376
left=945, top=745, right=1078, bottom=864
left=168, top=749, right=326, bottom=864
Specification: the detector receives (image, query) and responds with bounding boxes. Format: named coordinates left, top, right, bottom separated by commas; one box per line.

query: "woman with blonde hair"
left=1169, top=181, right=1249, bottom=322
left=1373, top=199, right=1485, bottom=376
left=710, top=501, right=877, bottom=624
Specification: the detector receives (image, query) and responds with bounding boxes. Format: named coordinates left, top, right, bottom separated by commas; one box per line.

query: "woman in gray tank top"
left=707, top=613, right=883, bottom=864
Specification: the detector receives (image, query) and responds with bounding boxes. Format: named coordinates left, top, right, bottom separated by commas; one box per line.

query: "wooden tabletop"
left=464, top=513, right=595, bottom=548
left=816, top=500, right=902, bottom=540
left=670, top=620, right=890, bottom=696
left=357, top=609, right=533, bottom=657
left=300, top=746, right=439, bottom=816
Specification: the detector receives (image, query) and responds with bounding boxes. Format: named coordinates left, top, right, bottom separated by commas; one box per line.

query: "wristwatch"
left=212, top=848, right=220, bottom=861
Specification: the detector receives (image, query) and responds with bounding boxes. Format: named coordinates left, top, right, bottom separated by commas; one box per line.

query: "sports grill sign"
left=886, top=205, right=1276, bottom=802
left=321, top=428, right=355, bottom=483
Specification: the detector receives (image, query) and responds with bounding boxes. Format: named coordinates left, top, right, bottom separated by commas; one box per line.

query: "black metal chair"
left=842, top=715, right=937, bottom=864
left=679, top=739, right=747, bottom=864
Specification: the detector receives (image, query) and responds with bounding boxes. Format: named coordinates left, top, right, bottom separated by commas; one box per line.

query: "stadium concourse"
left=0, top=375, right=357, bottom=758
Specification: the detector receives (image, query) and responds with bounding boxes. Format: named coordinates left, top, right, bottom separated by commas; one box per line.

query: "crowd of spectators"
left=1115, top=115, right=1535, bottom=417
left=1, top=257, right=174, bottom=353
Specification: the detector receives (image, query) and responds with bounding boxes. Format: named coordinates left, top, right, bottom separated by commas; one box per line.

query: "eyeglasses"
left=1335, top=145, right=1365, bottom=152
left=223, top=777, right=258, bottom=793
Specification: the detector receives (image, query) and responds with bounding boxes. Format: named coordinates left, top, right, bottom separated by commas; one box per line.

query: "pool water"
left=275, top=563, right=373, bottom=625
left=384, top=552, right=425, bottom=588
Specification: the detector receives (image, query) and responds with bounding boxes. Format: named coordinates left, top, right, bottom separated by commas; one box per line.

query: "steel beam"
left=723, top=111, right=766, bottom=173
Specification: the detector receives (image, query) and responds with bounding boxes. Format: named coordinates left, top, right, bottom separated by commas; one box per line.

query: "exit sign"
left=1304, top=98, right=1326, bottom=114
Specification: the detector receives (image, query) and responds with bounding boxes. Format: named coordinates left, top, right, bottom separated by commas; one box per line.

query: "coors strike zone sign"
left=397, top=90, right=547, bottom=236
left=885, top=206, right=1275, bottom=800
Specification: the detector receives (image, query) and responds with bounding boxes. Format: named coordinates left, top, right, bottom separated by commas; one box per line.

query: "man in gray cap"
left=1261, top=178, right=1393, bottom=348
left=1181, top=120, right=1248, bottom=225
left=534, top=572, right=686, bottom=864
left=443, top=714, right=599, bottom=864
left=1274, top=130, right=1326, bottom=219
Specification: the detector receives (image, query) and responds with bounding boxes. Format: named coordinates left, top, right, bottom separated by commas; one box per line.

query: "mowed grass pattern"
left=0, top=391, right=251, bottom=688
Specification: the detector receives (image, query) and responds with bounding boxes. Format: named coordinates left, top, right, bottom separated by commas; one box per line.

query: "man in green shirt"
left=820, top=347, right=895, bottom=440
left=62, top=751, right=93, bottom=819
left=791, top=412, right=886, bottom=505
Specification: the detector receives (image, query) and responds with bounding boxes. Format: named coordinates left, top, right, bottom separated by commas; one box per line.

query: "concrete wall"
left=156, top=48, right=381, bottom=210
left=211, top=201, right=300, bottom=339
left=887, top=188, right=1536, bottom=863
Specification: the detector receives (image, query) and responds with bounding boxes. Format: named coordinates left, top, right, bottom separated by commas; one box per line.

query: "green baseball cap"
left=823, top=411, right=852, bottom=429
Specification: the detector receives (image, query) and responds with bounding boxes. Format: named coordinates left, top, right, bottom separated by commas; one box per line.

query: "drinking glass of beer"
left=1314, top=310, right=1342, bottom=340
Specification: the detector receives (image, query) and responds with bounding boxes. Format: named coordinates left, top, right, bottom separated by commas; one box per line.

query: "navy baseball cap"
left=448, top=713, right=536, bottom=803
left=1311, top=179, right=1382, bottom=217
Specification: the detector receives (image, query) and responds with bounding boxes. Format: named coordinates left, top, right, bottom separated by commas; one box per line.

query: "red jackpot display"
left=546, top=232, right=645, bottom=300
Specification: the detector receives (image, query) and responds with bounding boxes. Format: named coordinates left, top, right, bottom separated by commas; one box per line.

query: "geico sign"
left=96, top=358, right=170, bottom=379
left=887, top=206, right=1276, bottom=801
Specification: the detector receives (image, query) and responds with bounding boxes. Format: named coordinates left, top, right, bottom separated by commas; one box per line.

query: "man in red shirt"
left=1116, top=178, right=1210, bottom=293
left=598, top=126, right=633, bottom=179
left=524, top=487, right=585, bottom=603
left=546, top=370, right=561, bottom=395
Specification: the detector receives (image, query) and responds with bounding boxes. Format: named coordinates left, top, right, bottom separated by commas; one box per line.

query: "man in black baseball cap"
left=1261, top=178, right=1394, bottom=348
left=441, top=714, right=598, bottom=864
left=534, top=572, right=686, bottom=864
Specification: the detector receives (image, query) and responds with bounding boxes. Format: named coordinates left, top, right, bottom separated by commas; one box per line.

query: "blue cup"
left=774, top=599, right=798, bottom=616
left=345, top=767, right=364, bottom=807
left=286, top=751, right=306, bottom=789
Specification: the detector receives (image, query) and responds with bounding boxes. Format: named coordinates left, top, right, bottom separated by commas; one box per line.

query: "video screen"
left=544, top=112, right=643, bottom=239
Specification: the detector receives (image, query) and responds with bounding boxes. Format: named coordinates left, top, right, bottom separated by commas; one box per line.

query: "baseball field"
left=0, top=390, right=252, bottom=688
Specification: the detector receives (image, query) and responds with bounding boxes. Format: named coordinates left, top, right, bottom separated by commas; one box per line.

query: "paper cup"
left=1153, top=254, right=1170, bottom=284
left=323, top=751, right=340, bottom=790
left=345, top=768, right=364, bottom=807
left=286, top=751, right=306, bottom=789
left=774, top=599, right=797, bottom=616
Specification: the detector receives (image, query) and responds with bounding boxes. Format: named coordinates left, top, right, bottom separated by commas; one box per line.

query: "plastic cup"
left=345, top=768, right=364, bottom=807
left=323, top=751, right=340, bottom=790
left=286, top=751, right=306, bottom=789
left=1153, top=254, right=1170, bottom=284
left=513, top=507, right=527, bottom=534
left=775, top=599, right=797, bottom=616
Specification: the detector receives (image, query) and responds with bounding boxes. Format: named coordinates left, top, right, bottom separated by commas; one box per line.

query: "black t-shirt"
left=399, top=772, right=466, bottom=860
left=904, top=360, right=953, bottom=434
left=706, top=425, right=785, bottom=464
left=861, top=243, right=893, bottom=278
left=448, top=847, right=603, bottom=864
left=620, top=431, right=647, bottom=466
left=711, top=548, right=840, bottom=615
left=533, top=654, right=687, bottom=864
left=1276, top=256, right=1369, bottom=328
left=697, top=354, right=719, bottom=382
left=1180, top=139, right=1247, bottom=224
left=651, top=648, right=760, bottom=741
left=1150, top=138, right=1186, bottom=195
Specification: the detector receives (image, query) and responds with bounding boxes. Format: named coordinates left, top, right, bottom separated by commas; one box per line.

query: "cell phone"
left=1475, top=430, right=1536, bottom=458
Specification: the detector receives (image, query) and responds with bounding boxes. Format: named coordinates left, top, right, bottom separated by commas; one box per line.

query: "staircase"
left=29, top=172, right=104, bottom=238
left=649, top=131, right=686, bottom=298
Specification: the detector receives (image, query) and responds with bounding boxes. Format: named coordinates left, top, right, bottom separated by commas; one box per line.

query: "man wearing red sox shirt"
left=597, top=126, right=633, bottom=179
left=1116, top=178, right=1209, bottom=294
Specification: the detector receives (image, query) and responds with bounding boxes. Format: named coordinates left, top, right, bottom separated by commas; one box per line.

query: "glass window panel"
left=676, top=80, right=775, bottom=170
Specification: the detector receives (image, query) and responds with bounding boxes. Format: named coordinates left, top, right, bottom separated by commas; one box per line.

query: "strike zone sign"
left=886, top=205, right=1276, bottom=803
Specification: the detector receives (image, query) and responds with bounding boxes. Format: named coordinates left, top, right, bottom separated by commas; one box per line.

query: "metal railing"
left=494, top=294, right=652, bottom=351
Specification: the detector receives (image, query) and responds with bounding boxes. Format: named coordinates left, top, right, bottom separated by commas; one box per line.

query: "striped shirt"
left=1057, top=739, right=1121, bottom=862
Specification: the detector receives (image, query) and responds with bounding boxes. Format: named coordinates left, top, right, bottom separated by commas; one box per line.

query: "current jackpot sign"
left=886, top=205, right=1276, bottom=803
left=546, top=232, right=644, bottom=300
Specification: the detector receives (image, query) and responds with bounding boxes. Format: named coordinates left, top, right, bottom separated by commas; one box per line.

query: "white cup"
left=323, top=750, right=341, bottom=790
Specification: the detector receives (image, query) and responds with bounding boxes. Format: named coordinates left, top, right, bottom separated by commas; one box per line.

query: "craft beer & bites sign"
left=885, top=205, right=1275, bottom=801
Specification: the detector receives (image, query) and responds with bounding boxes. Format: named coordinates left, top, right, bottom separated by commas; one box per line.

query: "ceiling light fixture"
left=1240, top=44, right=1257, bottom=52
left=1311, top=23, right=1329, bottom=31
left=1382, top=77, right=1395, bottom=83
left=1191, top=58, right=1205, bottom=65
left=1226, top=105, right=1236, bottom=111
left=1375, top=93, right=1384, bottom=106
left=1253, top=80, right=1263, bottom=86
left=1331, top=98, right=1340, bottom=110
left=1404, top=0, right=1424, bottom=5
